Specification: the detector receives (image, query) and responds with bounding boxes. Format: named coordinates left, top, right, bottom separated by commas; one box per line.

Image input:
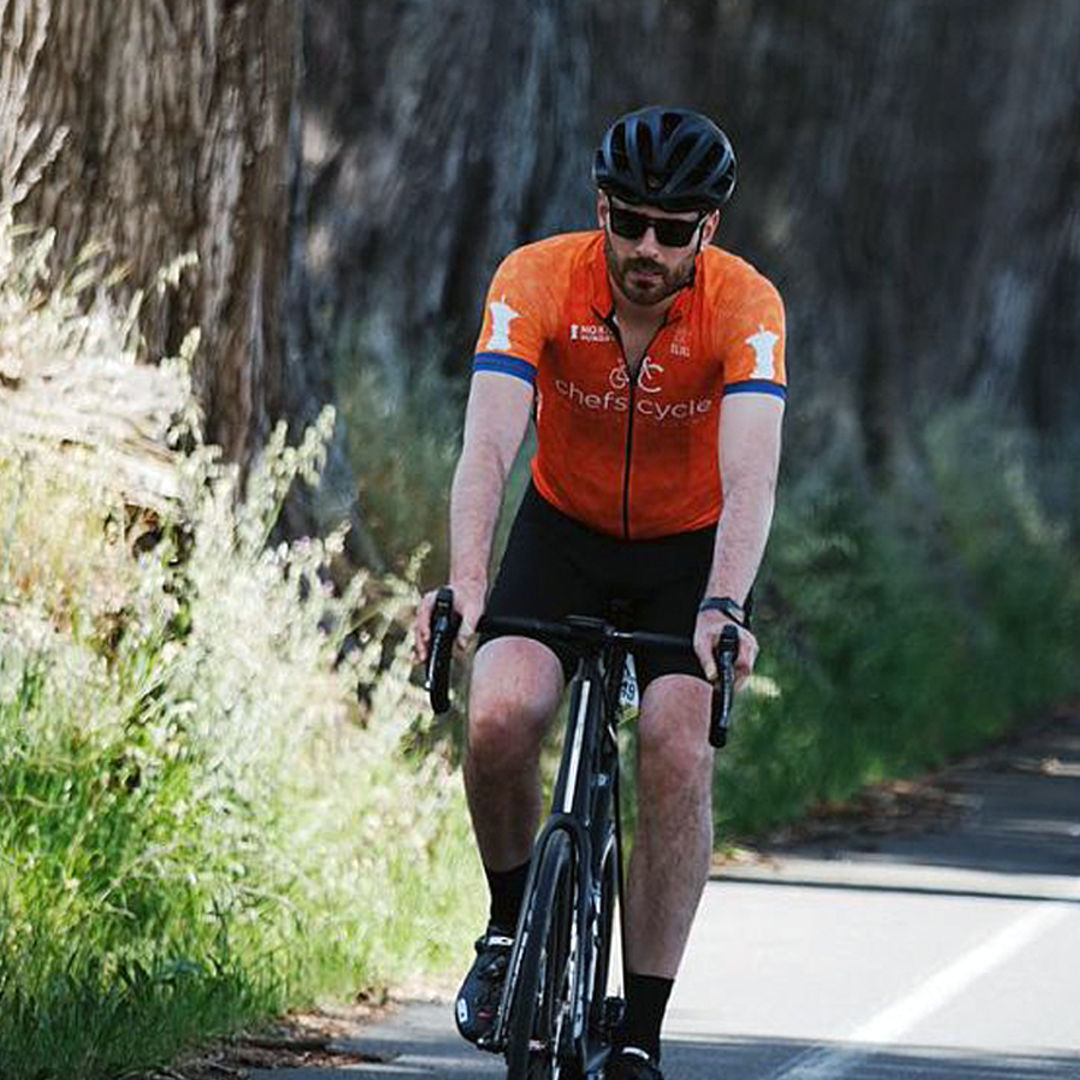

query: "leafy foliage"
left=0, top=210, right=482, bottom=1079
left=335, top=351, right=465, bottom=581
left=714, top=410, right=1080, bottom=834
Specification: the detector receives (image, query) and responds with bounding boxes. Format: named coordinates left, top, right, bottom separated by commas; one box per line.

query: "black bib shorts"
left=479, top=484, right=716, bottom=691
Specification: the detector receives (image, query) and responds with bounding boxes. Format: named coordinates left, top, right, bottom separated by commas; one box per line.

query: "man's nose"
left=634, top=225, right=662, bottom=256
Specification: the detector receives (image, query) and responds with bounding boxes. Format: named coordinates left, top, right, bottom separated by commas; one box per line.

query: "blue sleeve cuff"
left=473, top=353, right=537, bottom=386
left=723, top=380, right=788, bottom=401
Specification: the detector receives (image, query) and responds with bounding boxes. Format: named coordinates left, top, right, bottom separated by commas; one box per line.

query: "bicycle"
left=426, top=588, right=740, bottom=1080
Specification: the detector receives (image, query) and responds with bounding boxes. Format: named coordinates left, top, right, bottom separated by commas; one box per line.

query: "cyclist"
left=414, top=105, right=786, bottom=1080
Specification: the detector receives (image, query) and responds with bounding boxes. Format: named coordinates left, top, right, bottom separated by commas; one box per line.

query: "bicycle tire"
left=505, top=829, right=580, bottom=1080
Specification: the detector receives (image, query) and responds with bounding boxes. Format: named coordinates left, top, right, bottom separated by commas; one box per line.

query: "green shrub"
left=0, top=213, right=483, bottom=1080
left=714, top=409, right=1080, bottom=835
left=334, top=346, right=465, bottom=581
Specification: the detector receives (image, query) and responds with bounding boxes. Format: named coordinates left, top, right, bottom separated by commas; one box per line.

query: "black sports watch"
left=697, top=595, right=748, bottom=629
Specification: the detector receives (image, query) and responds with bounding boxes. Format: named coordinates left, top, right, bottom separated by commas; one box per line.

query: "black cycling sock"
left=620, top=971, right=674, bottom=1063
left=484, top=860, right=531, bottom=934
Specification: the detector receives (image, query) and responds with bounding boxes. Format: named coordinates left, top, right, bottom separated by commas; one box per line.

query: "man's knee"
left=467, top=689, right=546, bottom=774
left=637, top=676, right=713, bottom=786
left=467, top=639, right=563, bottom=775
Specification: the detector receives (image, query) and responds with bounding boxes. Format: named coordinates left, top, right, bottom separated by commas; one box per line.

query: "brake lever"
left=425, top=587, right=462, bottom=714
left=709, top=624, right=740, bottom=749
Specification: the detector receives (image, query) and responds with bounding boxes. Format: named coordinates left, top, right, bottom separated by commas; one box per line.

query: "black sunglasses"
left=607, top=204, right=708, bottom=248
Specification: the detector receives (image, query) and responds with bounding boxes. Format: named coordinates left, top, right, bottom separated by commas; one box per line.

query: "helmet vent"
left=661, top=112, right=683, bottom=140
left=611, top=125, right=631, bottom=174
left=685, top=143, right=722, bottom=189
left=594, top=105, right=737, bottom=211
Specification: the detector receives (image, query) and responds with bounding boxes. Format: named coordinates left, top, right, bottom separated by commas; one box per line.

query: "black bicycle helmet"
left=593, top=106, right=737, bottom=212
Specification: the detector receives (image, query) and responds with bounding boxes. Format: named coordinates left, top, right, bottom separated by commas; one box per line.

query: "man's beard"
left=604, top=234, right=696, bottom=306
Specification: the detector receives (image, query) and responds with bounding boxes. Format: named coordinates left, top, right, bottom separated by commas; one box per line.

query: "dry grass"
left=0, top=191, right=482, bottom=1080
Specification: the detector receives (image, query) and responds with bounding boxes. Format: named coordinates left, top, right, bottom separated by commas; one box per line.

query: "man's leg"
left=621, top=673, right=714, bottom=1063
left=455, top=635, right=564, bottom=1044
left=465, top=635, right=565, bottom=871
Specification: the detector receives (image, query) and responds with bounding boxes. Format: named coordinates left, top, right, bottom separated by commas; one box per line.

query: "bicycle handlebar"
left=424, top=587, right=740, bottom=748
left=476, top=613, right=694, bottom=656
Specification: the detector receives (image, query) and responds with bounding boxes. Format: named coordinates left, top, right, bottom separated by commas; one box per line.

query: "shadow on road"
left=746, top=714, right=1080, bottom=884
left=250, top=1025, right=1080, bottom=1079
left=712, top=872, right=1080, bottom=906
left=665, top=1035, right=1080, bottom=1079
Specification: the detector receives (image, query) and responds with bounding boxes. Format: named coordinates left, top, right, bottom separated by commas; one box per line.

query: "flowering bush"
left=0, top=204, right=480, bottom=1078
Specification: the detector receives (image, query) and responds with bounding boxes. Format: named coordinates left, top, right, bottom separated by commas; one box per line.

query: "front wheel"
left=505, top=830, right=581, bottom=1080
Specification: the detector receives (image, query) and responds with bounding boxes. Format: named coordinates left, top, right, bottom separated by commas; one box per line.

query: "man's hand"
left=694, top=610, right=758, bottom=687
left=412, top=581, right=486, bottom=665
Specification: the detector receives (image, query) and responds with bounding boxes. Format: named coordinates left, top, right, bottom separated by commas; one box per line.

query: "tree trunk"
left=6, top=0, right=296, bottom=472
left=299, top=0, right=594, bottom=390
left=302, top=0, right=1080, bottom=479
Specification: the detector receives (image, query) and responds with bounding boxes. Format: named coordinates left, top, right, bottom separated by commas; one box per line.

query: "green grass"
left=0, top=645, right=274, bottom=1077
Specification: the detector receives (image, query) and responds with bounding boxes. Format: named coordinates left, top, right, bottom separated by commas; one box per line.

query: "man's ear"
left=596, top=191, right=609, bottom=230
left=701, top=209, right=721, bottom=245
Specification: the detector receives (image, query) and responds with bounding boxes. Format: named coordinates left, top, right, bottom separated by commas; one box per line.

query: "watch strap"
left=697, top=595, right=748, bottom=628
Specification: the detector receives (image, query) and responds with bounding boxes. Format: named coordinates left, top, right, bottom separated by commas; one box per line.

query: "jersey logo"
left=608, top=357, right=665, bottom=394
left=746, top=325, right=779, bottom=379
left=638, top=356, right=665, bottom=394
left=570, top=322, right=614, bottom=343
left=486, top=299, right=521, bottom=352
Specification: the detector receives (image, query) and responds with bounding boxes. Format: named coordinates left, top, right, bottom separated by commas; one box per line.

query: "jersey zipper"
left=603, top=311, right=668, bottom=540
left=622, top=381, right=637, bottom=538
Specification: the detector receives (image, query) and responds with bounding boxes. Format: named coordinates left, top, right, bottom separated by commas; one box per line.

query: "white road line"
left=848, top=902, right=1070, bottom=1046
left=771, top=896, right=1078, bottom=1080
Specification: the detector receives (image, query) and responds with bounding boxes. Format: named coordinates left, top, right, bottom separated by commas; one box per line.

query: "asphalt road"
left=252, top=711, right=1080, bottom=1080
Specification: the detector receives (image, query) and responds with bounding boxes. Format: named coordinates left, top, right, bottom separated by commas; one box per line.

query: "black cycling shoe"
left=454, top=926, right=514, bottom=1045
left=605, top=1046, right=664, bottom=1079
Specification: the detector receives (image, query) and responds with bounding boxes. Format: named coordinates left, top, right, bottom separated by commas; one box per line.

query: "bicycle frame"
left=424, top=591, right=739, bottom=1078
left=492, top=618, right=628, bottom=1070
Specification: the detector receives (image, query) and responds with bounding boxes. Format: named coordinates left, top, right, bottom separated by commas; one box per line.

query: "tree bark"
left=299, top=0, right=594, bottom=390
left=6, top=0, right=296, bottom=472
left=302, top=0, right=1080, bottom=480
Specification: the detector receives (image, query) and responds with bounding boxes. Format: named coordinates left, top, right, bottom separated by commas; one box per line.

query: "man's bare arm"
left=695, top=393, right=784, bottom=681
left=450, top=373, right=534, bottom=610
left=414, top=372, right=534, bottom=661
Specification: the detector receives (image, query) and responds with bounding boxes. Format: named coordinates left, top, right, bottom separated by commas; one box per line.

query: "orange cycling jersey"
left=474, top=231, right=786, bottom=539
